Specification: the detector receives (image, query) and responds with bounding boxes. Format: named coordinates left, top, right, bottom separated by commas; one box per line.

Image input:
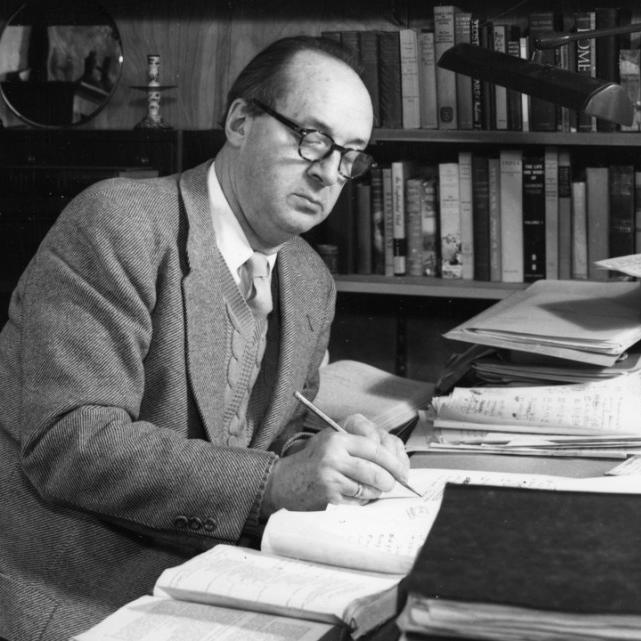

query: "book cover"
left=433, top=5, right=460, bottom=129
left=356, top=182, right=372, bottom=275
left=619, top=49, right=641, bottom=132
left=492, top=24, right=508, bottom=131
left=528, top=12, right=558, bottom=132
left=359, top=31, right=381, bottom=129
left=499, top=149, right=523, bottom=283
left=571, top=179, right=588, bottom=280
left=382, top=166, right=394, bottom=276
left=417, top=28, right=438, bottom=129
left=470, top=17, right=484, bottom=129
left=370, top=166, right=385, bottom=275
left=585, top=166, right=610, bottom=281
left=609, top=165, right=635, bottom=261
left=522, top=153, right=546, bottom=281
left=471, top=154, right=490, bottom=281
left=506, top=25, right=523, bottom=131
left=544, top=147, right=559, bottom=280
left=438, top=161, right=462, bottom=279
left=377, top=31, right=403, bottom=129
left=405, top=483, right=641, bottom=616
left=458, top=151, right=474, bottom=279
left=454, top=12, right=473, bottom=130
left=595, top=7, right=620, bottom=133
left=399, top=28, right=421, bottom=129
left=392, top=161, right=415, bottom=275
left=558, top=150, right=572, bottom=279
left=488, top=156, right=502, bottom=281
left=575, top=11, right=597, bottom=133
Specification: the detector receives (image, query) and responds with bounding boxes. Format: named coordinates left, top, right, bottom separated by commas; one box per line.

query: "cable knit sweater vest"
left=217, top=250, right=277, bottom=447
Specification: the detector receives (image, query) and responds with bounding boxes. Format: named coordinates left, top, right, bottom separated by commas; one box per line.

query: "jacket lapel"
left=180, top=162, right=228, bottom=441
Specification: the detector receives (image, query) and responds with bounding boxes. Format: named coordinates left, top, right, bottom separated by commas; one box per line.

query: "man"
left=0, top=36, right=410, bottom=641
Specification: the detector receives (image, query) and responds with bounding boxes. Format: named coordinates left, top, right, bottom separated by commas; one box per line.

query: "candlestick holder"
left=131, top=54, right=176, bottom=129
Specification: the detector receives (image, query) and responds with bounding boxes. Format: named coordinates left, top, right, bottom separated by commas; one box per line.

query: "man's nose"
left=307, top=149, right=344, bottom=186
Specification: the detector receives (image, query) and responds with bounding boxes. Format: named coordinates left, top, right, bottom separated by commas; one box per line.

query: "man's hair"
left=223, top=35, right=362, bottom=121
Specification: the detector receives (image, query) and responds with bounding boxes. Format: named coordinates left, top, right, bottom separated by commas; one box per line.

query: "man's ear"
left=225, top=98, right=251, bottom=147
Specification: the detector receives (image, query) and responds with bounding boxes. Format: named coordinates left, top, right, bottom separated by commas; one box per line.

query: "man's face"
left=233, top=50, right=374, bottom=251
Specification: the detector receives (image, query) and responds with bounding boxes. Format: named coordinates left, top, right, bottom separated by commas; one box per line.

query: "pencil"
left=294, top=391, right=423, bottom=498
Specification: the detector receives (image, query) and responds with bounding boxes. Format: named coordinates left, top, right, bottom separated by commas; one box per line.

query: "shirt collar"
left=207, top=162, right=277, bottom=286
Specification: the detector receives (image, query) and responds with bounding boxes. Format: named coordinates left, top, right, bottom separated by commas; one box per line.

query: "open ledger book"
left=305, top=360, right=433, bottom=434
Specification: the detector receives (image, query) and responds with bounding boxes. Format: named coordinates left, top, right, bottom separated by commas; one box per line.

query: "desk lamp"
left=437, top=22, right=641, bottom=127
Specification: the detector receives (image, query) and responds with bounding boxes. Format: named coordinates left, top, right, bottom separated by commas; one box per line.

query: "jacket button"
left=204, top=518, right=217, bottom=532
left=174, top=515, right=188, bottom=529
left=188, top=517, right=203, bottom=530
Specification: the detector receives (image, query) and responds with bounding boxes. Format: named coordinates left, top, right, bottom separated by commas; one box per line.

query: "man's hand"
left=261, top=414, right=410, bottom=518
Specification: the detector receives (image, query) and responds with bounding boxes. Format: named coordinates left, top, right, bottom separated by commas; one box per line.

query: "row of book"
left=311, top=148, right=641, bottom=284
left=324, top=5, right=641, bottom=132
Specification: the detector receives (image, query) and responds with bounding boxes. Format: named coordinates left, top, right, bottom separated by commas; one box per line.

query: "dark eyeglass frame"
left=250, top=99, right=374, bottom=180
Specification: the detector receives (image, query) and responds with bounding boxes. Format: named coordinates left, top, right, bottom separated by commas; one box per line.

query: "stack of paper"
left=444, top=280, right=641, bottom=367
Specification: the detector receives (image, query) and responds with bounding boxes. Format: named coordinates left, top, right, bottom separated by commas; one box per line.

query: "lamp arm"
left=535, top=22, right=641, bottom=50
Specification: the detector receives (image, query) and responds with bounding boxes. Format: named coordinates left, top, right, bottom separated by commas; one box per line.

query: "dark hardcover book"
left=528, top=12, right=558, bottom=131
left=405, top=484, right=641, bottom=621
left=356, top=182, right=372, bottom=275
left=609, top=165, right=635, bottom=259
left=575, top=11, right=596, bottom=132
left=454, top=12, right=473, bottom=130
left=595, top=7, right=620, bottom=133
left=522, top=153, right=546, bottom=281
left=471, top=154, right=491, bottom=281
left=479, top=20, right=495, bottom=130
left=377, top=31, right=403, bottom=129
left=557, top=151, right=572, bottom=280
left=586, top=166, right=610, bottom=281
left=470, top=17, right=484, bottom=129
left=339, top=30, right=360, bottom=61
left=370, top=167, right=385, bottom=274
left=359, top=31, right=381, bottom=128
left=506, top=25, right=522, bottom=131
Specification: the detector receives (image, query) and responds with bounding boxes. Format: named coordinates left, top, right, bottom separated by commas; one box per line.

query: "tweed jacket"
left=0, top=161, right=336, bottom=641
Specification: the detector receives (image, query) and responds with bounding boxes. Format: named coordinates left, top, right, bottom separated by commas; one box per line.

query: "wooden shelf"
left=371, top=129, right=641, bottom=147
left=334, top=274, right=525, bottom=299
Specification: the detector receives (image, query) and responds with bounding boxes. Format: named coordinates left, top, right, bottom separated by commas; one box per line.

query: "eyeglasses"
left=250, top=99, right=374, bottom=180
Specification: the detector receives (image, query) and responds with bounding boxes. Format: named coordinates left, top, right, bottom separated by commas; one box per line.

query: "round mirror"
left=0, top=0, right=123, bottom=127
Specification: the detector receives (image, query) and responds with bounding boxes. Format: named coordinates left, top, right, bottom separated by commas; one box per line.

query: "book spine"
left=557, top=13, right=576, bottom=132
left=609, top=165, right=635, bottom=261
left=356, top=182, right=372, bottom=275
left=406, top=178, right=424, bottom=276
left=323, top=181, right=357, bottom=274
left=434, top=5, right=460, bottom=129
left=472, top=154, right=491, bottom=281
left=488, top=156, right=502, bottom=281
left=492, top=24, right=508, bottom=131
left=378, top=31, right=403, bottom=129
left=522, top=153, right=546, bottom=282
left=528, top=12, right=558, bottom=132
left=557, top=150, right=573, bottom=279
left=619, top=49, right=641, bottom=132
left=499, top=149, right=523, bottom=282
left=418, top=29, right=438, bottom=129
left=571, top=179, right=588, bottom=279
left=480, top=21, right=495, bottom=130
left=382, top=166, right=394, bottom=276
left=575, top=12, right=597, bottom=133
left=470, top=17, right=484, bottom=130
left=458, top=151, right=474, bottom=279
left=392, top=161, right=412, bottom=275
left=519, top=36, right=530, bottom=132
left=454, top=12, right=473, bottom=130
left=370, top=166, right=385, bottom=275
left=585, top=166, right=610, bottom=281
left=420, top=177, right=439, bottom=276
left=399, top=28, right=421, bottom=129
left=544, top=147, right=559, bottom=279
left=438, top=162, right=462, bottom=279
left=359, top=31, right=381, bottom=128
left=636, top=171, right=641, bottom=252
left=506, top=26, right=523, bottom=131
left=595, top=7, right=620, bottom=133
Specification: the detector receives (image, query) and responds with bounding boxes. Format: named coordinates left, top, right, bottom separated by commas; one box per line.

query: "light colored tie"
left=243, top=252, right=273, bottom=317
